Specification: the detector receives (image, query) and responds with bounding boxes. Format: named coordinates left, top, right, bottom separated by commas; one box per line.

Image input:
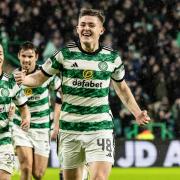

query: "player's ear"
left=17, top=52, right=20, bottom=59
left=100, top=27, right=105, bottom=35
left=76, top=25, right=80, bottom=34
left=35, top=53, right=39, bottom=62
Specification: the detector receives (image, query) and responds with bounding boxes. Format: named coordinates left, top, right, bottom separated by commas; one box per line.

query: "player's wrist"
left=134, top=111, right=142, bottom=119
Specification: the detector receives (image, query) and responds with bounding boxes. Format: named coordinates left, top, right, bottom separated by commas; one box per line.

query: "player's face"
left=0, top=45, right=4, bottom=67
left=77, top=16, right=104, bottom=47
left=18, top=49, right=38, bottom=73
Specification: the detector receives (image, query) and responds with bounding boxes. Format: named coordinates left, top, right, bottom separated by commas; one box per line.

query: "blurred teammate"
left=12, top=42, right=61, bottom=180
left=14, top=9, right=150, bottom=180
left=0, top=44, right=30, bottom=180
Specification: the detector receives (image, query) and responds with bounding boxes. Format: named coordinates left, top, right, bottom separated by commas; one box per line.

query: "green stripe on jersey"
left=50, top=56, right=63, bottom=70
left=62, top=48, right=118, bottom=62
left=0, top=137, right=12, bottom=146
left=63, top=68, right=111, bottom=80
left=15, top=109, right=49, bottom=118
left=27, top=97, right=49, bottom=107
left=62, top=102, right=110, bottom=114
left=13, top=119, right=21, bottom=126
left=62, top=85, right=109, bottom=98
left=60, top=120, right=113, bottom=131
left=13, top=119, right=50, bottom=128
left=30, top=87, right=47, bottom=94
left=31, top=109, right=50, bottom=118
left=0, top=80, right=10, bottom=88
left=0, top=126, right=9, bottom=133
left=0, top=97, right=11, bottom=104
left=30, top=122, right=50, bottom=128
left=0, top=112, right=8, bottom=120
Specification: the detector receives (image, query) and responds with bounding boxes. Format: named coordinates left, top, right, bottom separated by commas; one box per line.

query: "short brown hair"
left=79, top=8, right=105, bottom=24
left=19, top=41, right=38, bottom=54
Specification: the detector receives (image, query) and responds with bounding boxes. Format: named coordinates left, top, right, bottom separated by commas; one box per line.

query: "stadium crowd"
left=0, top=0, right=180, bottom=138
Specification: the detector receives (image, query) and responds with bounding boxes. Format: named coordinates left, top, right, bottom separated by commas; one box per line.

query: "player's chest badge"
left=98, top=61, right=108, bottom=71
left=1, top=88, right=10, bottom=97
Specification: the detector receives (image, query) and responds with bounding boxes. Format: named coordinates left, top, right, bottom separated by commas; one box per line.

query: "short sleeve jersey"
left=0, top=73, right=27, bottom=145
left=41, top=42, right=125, bottom=134
left=13, top=66, right=61, bottom=130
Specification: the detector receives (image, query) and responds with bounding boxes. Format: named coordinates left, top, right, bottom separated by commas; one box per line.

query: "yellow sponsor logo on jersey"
left=83, top=70, right=93, bottom=80
left=24, top=88, right=32, bottom=96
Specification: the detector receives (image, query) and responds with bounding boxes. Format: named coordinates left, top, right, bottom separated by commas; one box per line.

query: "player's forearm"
left=19, top=105, right=31, bottom=122
left=114, top=81, right=142, bottom=118
left=23, top=70, right=48, bottom=87
left=23, top=74, right=41, bottom=87
left=53, top=103, right=61, bottom=128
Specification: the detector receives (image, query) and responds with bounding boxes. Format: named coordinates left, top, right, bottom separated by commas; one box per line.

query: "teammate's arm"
left=18, top=104, right=31, bottom=131
left=112, top=80, right=150, bottom=125
left=14, top=70, right=49, bottom=87
left=51, top=91, right=62, bottom=140
left=51, top=102, right=61, bottom=140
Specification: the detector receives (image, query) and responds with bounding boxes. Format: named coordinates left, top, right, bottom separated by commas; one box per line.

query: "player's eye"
left=80, top=24, right=85, bottom=27
left=89, top=24, right=95, bottom=28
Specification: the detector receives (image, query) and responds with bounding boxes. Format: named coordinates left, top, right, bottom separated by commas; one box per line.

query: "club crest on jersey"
left=98, top=61, right=108, bottom=71
left=83, top=70, right=93, bottom=80
left=1, top=88, right=10, bottom=97
left=24, top=88, right=32, bottom=96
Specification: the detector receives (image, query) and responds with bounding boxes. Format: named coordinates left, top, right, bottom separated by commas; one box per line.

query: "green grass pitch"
left=12, top=167, right=180, bottom=180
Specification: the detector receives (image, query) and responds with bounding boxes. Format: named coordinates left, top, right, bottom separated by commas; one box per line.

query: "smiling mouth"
left=83, top=34, right=91, bottom=37
left=82, top=32, right=92, bottom=37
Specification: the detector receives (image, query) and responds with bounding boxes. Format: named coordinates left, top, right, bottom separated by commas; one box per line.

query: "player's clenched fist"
left=135, top=110, right=151, bottom=125
left=14, top=70, right=26, bottom=85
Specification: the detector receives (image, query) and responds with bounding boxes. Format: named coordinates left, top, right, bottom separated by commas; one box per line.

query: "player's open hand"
left=21, top=118, right=30, bottom=131
left=14, top=70, right=26, bottom=85
left=135, top=110, right=151, bottom=125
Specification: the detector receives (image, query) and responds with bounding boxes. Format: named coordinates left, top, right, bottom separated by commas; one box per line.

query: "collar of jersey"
left=77, top=40, right=102, bottom=55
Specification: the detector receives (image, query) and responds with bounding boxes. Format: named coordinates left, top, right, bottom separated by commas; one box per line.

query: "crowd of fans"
left=0, top=0, right=179, bottom=138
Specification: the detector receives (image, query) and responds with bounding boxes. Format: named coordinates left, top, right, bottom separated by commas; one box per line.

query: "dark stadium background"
left=0, top=0, right=179, bottom=179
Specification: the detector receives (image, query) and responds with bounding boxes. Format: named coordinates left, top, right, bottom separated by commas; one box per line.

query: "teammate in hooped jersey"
left=14, top=9, right=150, bottom=180
left=0, top=43, right=30, bottom=180
left=12, top=42, right=61, bottom=180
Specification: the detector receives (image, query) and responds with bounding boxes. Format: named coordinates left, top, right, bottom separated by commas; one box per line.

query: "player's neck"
left=26, top=65, right=36, bottom=75
left=81, top=42, right=99, bottom=53
left=0, top=69, right=2, bottom=76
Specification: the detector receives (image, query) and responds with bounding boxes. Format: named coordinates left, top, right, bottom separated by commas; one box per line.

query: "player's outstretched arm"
left=14, top=70, right=49, bottom=87
left=18, top=104, right=31, bottom=131
left=112, top=80, right=150, bottom=125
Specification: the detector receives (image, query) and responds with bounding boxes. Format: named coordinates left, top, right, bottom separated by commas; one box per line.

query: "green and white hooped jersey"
left=41, top=42, right=125, bottom=134
left=0, top=73, right=27, bottom=146
left=13, top=66, right=61, bottom=130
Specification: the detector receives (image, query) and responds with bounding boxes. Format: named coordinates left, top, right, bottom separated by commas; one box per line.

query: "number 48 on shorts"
left=97, top=138, right=113, bottom=157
